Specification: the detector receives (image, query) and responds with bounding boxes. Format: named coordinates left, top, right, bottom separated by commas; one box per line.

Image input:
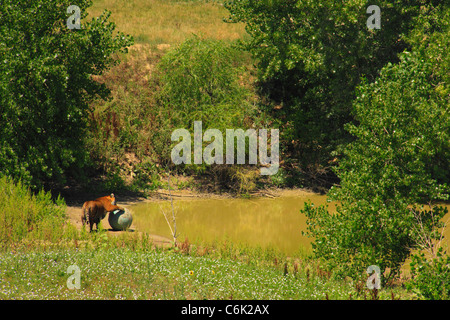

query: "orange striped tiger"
left=81, top=193, right=123, bottom=232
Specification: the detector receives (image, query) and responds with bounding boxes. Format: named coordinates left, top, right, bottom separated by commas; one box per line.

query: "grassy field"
left=0, top=239, right=412, bottom=300
left=0, top=246, right=343, bottom=299
left=87, top=0, right=248, bottom=45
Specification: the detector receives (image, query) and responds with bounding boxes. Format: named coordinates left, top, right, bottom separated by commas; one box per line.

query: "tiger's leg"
left=81, top=210, right=86, bottom=227
left=88, top=211, right=94, bottom=233
left=92, top=214, right=101, bottom=232
left=81, top=204, right=89, bottom=229
left=97, top=209, right=107, bottom=231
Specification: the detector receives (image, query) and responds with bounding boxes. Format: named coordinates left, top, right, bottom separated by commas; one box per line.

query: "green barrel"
left=108, top=208, right=133, bottom=231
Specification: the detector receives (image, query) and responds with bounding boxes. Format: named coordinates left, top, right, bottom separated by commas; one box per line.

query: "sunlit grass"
left=0, top=246, right=355, bottom=300
left=87, top=0, right=248, bottom=45
left=0, top=232, right=412, bottom=300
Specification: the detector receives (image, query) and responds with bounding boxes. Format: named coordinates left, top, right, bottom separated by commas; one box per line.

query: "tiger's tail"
left=81, top=204, right=89, bottom=226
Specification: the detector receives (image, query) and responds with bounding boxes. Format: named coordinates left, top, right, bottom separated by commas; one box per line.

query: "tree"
left=0, top=0, right=133, bottom=188
left=224, top=0, right=436, bottom=185
left=301, top=5, right=449, bottom=284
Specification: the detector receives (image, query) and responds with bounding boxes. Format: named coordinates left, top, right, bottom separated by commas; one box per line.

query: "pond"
left=130, top=191, right=333, bottom=255
left=130, top=192, right=450, bottom=256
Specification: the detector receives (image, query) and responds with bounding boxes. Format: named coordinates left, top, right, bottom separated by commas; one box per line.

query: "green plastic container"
left=108, top=208, right=133, bottom=231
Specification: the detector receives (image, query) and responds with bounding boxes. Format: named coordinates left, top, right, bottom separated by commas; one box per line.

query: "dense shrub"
left=156, top=36, right=273, bottom=189
left=0, top=176, right=74, bottom=247
left=408, top=248, right=450, bottom=300
left=156, top=35, right=253, bottom=130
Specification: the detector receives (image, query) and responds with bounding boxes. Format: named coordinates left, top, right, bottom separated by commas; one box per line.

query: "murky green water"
left=130, top=194, right=450, bottom=256
left=130, top=193, right=334, bottom=255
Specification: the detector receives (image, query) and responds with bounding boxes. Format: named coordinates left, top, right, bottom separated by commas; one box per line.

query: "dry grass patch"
left=87, top=0, right=247, bottom=45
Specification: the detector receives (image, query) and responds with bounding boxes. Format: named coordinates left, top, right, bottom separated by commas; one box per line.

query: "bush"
left=408, top=247, right=450, bottom=300
left=0, top=176, right=73, bottom=247
left=156, top=36, right=269, bottom=190
left=156, top=35, right=252, bottom=130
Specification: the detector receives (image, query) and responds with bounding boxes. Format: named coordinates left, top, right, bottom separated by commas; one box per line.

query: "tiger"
left=81, top=193, right=123, bottom=232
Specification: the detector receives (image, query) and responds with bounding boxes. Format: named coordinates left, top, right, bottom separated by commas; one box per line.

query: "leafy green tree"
left=301, top=6, right=449, bottom=284
left=225, top=0, right=437, bottom=184
left=0, top=0, right=133, bottom=188
left=156, top=36, right=256, bottom=161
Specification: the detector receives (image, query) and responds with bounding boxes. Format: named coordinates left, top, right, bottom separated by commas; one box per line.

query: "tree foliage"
left=224, top=0, right=439, bottom=181
left=302, top=5, right=449, bottom=283
left=0, top=0, right=133, bottom=188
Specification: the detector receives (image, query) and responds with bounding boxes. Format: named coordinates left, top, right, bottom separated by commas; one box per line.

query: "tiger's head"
left=109, top=193, right=116, bottom=206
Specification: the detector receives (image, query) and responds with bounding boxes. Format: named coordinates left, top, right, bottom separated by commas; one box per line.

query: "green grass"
left=0, top=246, right=350, bottom=299
left=0, top=234, right=412, bottom=300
